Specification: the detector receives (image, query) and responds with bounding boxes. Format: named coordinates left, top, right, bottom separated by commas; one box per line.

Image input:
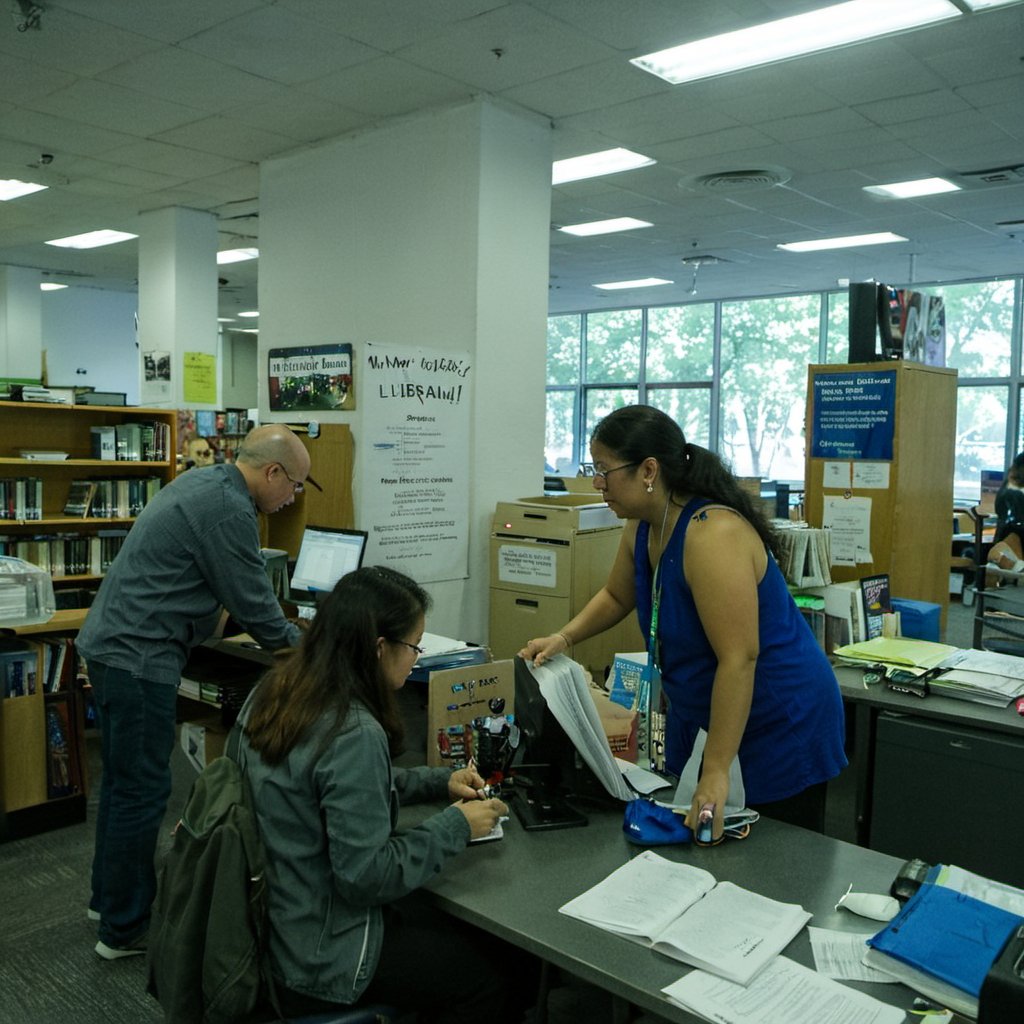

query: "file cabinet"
left=488, top=496, right=643, bottom=682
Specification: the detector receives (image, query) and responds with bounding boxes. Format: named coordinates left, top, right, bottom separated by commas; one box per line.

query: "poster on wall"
left=811, top=369, right=896, bottom=461
left=183, top=351, right=217, bottom=405
left=141, top=349, right=171, bottom=404
left=268, top=343, right=354, bottom=411
left=361, top=342, right=471, bottom=583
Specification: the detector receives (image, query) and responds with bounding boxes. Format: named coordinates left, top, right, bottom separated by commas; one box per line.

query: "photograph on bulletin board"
left=268, top=343, right=354, bottom=412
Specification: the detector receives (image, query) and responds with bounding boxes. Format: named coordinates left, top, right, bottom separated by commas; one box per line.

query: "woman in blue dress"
left=521, top=405, right=847, bottom=842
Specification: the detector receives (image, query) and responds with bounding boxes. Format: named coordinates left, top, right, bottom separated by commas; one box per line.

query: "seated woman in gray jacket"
left=239, top=565, right=529, bottom=1022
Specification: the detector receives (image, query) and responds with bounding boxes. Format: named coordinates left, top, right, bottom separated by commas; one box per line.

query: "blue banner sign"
left=811, top=369, right=896, bottom=460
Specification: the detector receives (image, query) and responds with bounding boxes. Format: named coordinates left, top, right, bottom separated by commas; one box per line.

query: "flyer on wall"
left=268, top=343, right=354, bottom=411
left=361, top=342, right=471, bottom=583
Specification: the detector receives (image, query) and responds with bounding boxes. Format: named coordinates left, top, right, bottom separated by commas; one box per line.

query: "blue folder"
left=867, top=882, right=1023, bottom=997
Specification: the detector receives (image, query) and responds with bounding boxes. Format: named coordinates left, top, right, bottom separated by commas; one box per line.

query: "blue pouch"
left=622, top=799, right=693, bottom=846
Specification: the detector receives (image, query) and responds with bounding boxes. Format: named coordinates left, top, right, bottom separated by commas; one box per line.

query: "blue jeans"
left=88, top=660, right=177, bottom=946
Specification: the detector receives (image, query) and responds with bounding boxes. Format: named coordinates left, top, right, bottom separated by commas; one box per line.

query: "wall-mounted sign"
left=268, top=343, right=354, bottom=412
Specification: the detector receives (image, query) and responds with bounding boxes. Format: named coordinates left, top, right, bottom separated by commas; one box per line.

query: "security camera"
left=39, top=153, right=54, bottom=165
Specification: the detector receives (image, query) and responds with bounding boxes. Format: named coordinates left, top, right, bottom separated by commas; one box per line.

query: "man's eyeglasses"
left=276, top=464, right=306, bottom=493
left=274, top=464, right=323, bottom=494
left=390, top=639, right=425, bottom=656
left=593, top=461, right=640, bottom=482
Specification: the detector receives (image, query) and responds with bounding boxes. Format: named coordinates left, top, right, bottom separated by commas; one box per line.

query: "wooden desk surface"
left=2, top=608, right=88, bottom=635
left=411, top=802, right=917, bottom=1023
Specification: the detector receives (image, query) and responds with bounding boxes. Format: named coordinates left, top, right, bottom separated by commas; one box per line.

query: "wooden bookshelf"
left=0, top=401, right=177, bottom=606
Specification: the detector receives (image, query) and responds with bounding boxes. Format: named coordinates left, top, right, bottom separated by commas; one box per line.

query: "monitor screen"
left=289, top=526, right=368, bottom=601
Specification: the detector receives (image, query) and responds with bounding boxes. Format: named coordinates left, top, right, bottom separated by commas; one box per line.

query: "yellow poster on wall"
left=183, top=352, right=217, bottom=405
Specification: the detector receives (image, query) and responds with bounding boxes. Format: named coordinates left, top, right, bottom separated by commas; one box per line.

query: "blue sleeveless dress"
left=635, top=498, right=847, bottom=804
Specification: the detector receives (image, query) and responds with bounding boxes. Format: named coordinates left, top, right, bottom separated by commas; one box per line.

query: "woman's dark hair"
left=592, top=405, right=779, bottom=556
left=245, top=565, right=430, bottom=765
left=1007, top=452, right=1024, bottom=486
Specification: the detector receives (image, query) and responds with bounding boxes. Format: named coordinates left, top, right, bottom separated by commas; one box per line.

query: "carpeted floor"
left=0, top=598, right=977, bottom=1023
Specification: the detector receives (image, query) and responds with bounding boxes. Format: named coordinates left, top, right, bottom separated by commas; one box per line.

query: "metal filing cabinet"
left=489, top=495, right=644, bottom=682
left=869, top=712, right=1024, bottom=888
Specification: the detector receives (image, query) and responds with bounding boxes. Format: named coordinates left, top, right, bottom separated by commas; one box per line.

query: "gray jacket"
left=238, top=697, right=470, bottom=1004
left=77, top=463, right=299, bottom=684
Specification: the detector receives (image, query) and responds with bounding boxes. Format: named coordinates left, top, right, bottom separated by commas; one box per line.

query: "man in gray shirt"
left=78, top=423, right=313, bottom=959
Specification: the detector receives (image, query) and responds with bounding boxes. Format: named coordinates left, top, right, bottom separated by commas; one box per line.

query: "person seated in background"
left=238, top=565, right=535, bottom=1023
left=987, top=452, right=1024, bottom=572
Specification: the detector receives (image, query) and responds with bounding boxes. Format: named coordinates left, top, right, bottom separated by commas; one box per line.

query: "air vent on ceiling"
left=680, top=254, right=729, bottom=265
left=691, top=167, right=791, bottom=192
left=959, top=165, right=1024, bottom=186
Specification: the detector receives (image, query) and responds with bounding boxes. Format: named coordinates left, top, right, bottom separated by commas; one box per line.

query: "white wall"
left=258, top=97, right=551, bottom=641
left=41, top=288, right=139, bottom=404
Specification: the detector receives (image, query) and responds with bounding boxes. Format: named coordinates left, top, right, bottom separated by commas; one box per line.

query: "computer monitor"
left=289, top=526, right=368, bottom=603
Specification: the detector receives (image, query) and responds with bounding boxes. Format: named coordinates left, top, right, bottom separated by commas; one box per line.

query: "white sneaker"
left=95, top=937, right=146, bottom=960
left=87, top=908, right=100, bottom=922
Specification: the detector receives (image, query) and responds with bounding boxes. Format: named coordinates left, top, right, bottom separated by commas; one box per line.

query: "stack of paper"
left=929, top=647, right=1024, bottom=706
left=560, top=850, right=811, bottom=986
left=775, top=525, right=832, bottom=588
left=832, top=636, right=958, bottom=671
left=663, top=956, right=905, bottom=1024
left=528, top=656, right=634, bottom=801
left=864, top=882, right=1024, bottom=1019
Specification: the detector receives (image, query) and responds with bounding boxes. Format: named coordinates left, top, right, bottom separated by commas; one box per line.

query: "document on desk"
left=930, top=863, right=1024, bottom=916
left=833, top=636, right=957, bottom=670
left=662, top=955, right=906, bottom=1024
left=559, top=850, right=810, bottom=986
left=807, top=927, right=898, bottom=983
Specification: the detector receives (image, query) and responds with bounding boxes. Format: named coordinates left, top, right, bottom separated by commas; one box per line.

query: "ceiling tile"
left=0, top=106, right=137, bottom=156
left=223, top=92, right=368, bottom=143
left=103, top=138, right=246, bottom=179
left=153, top=117, right=299, bottom=163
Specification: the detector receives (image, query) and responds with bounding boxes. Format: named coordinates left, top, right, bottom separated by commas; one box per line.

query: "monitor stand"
left=510, top=767, right=588, bottom=831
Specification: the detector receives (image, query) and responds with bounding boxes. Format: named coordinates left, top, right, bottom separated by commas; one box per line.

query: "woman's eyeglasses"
left=390, top=639, right=425, bottom=656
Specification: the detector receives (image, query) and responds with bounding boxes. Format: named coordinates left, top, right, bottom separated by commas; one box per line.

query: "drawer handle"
left=515, top=598, right=539, bottom=608
left=523, top=513, right=547, bottom=520
left=949, top=740, right=972, bottom=750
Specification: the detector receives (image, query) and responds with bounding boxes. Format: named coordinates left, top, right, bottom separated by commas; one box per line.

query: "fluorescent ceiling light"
left=237, top=328, right=259, bottom=334
left=0, top=178, right=48, bottom=201
left=960, top=0, right=1022, bottom=8
left=217, top=248, right=259, bottom=264
left=778, top=231, right=908, bottom=252
left=594, top=277, right=673, bottom=290
left=863, top=177, right=961, bottom=198
left=217, top=317, right=236, bottom=323
left=553, top=148, right=655, bottom=185
left=559, top=217, right=654, bottom=237
left=631, top=0, right=962, bottom=85
left=237, top=310, right=259, bottom=318
left=45, top=229, right=138, bottom=249
left=40, top=283, right=67, bottom=291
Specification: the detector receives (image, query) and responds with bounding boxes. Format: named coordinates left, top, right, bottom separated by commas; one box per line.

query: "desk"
left=412, top=803, right=914, bottom=1023
left=837, top=664, right=1024, bottom=885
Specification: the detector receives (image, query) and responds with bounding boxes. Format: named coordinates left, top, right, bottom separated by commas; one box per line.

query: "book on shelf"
left=864, top=881, right=1023, bottom=1019
left=662, top=955, right=906, bottom=1024
left=775, top=524, right=832, bottom=588
left=0, top=477, right=43, bottom=521
left=114, top=422, right=142, bottom=461
left=559, top=849, right=811, bottom=986
left=859, top=573, right=891, bottom=640
left=90, top=425, right=117, bottom=460
left=63, top=479, right=97, bottom=518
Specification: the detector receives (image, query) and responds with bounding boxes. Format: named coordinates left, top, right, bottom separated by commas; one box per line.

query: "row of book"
left=64, top=476, right=162, bottom=518
left=0, top=477, right=43, bottom=520
left=774, top=523, right=832, bottom=588
left=90, top=420, right=171, bottom=462
left=0, top=530, right=128, bottom=577
left=0, top=637, right=78, bottom=698
left=795, top=574, right=893, bottom=654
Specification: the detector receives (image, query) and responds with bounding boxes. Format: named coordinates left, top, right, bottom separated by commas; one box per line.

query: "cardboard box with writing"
left=427, top=660, right=514, bottom=768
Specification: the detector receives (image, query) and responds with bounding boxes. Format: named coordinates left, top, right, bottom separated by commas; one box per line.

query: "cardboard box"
left=589, top=682, right=638, bottom=763
left=179, top=716, right=228, bottom=773
left=427, top=660, right=514, bottom=768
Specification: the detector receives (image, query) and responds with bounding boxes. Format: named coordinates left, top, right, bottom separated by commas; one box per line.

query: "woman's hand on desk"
left=455, top=797, right=509, bottom=840
left=685, top=769, right=729, bottom=846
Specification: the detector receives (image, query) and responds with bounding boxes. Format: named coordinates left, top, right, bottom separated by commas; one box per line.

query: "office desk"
left=837, top=664, right=1024, bottom=885
left=412, top=803, right=915, bottom=1024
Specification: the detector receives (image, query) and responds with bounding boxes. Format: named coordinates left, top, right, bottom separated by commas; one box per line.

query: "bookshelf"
left=804, top=361, right=957, bottom=628
left=0, top=401, right=177, bottom=607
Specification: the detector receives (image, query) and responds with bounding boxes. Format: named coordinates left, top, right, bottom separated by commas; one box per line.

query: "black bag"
left=146, top=727, right=278, bottom=1024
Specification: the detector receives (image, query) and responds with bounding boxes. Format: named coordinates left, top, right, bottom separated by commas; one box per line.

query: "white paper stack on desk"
left=928, top=647, right=1024, bottom=706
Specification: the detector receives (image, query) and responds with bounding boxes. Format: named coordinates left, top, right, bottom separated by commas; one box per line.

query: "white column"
left=137, top=207, right=219, bottom=408
left=0, top=266, right=43, bottom=380
left=258, top=97, right=552, bottom=641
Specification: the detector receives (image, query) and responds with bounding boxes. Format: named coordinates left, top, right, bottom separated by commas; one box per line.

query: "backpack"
left=146, top=726, right=279, bottom=1024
